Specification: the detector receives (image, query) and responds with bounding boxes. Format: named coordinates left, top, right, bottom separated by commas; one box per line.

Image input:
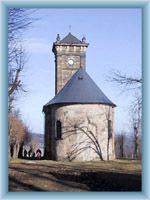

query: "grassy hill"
left=9, top=159, right=141, bottom=192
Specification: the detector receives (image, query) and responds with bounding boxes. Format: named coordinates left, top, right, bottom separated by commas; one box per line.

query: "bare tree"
left=30, top=136, right=39, bottom=154
left=108, top=69, right=142, bottom=160
left=9, top=113, right=25, bottom=159
left=108, top=70, right=142, bottom=91
left=107, top=69, right=142, bottom=119
left=8, top=8, right=36, bottom=111
left=18, top=126, right=32, bottom=158
left=8, top=9, right=38, bottom=159
left=130, top=94, right=142, bottom=159
left=133, top=127, right=139, bottom=159
left=104, top=107, right=113, bottom=160
left=9, top=111, right=33, bottom=159
left=115, top=133, right=125, bottom=159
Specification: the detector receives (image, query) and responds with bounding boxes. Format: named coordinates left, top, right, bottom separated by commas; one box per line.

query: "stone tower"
left=52, top=33, right=89, bottom=94
left=43, top=33, right=116, bottom=161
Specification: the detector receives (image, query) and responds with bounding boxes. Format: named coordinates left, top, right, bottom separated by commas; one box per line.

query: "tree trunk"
left=119, top=135, right=124, bottom=158
left=18, top=143, right=23, bottom=158
left=107, top=138, right=109, bottom=160
left=133, top=127, right=139, bottom=159
left=8, top=144, right=11, bottom=160
left=16, top=143, right=20, bottom=158
left=12, top=145, right=17, bottom=159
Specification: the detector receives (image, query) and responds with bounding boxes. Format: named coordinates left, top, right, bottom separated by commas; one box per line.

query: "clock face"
left=68, top=59, right=74, bottom=66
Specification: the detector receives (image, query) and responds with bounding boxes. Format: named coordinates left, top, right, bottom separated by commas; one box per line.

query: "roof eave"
left=53, top=42, right=89, bottom=47
left=44, top=102, right=116, bottom=109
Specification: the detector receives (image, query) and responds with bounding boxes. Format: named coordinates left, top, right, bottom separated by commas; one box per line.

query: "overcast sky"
left=14, top=8, right=142, bottom=134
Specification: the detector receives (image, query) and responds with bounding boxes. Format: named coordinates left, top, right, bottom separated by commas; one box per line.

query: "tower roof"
left=43, top=68, right=116, bottom=109
left=60, top=32, right=82, bottom=44
left=53, top=33, right=89, bottom=52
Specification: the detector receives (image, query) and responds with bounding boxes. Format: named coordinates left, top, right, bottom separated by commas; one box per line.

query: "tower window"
left=56, top=120, right=62, bottom=139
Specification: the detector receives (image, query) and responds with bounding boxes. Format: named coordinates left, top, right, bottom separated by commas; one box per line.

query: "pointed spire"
left=59, top=32, right=82, bottom=44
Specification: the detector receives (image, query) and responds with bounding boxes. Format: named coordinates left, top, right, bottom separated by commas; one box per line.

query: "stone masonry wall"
left=54, top=45, right=87, bottom=94
left=45, top=104, right=115, bottom=161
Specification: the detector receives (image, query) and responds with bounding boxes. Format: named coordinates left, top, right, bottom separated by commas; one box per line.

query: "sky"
left=14, top=8, right=142, bottom=134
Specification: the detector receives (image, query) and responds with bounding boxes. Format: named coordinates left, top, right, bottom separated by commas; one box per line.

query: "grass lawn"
left=9, top=159, right=141, bottom=192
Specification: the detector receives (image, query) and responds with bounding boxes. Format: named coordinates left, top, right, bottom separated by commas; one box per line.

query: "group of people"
left=23, top=148, right=42, bottom=159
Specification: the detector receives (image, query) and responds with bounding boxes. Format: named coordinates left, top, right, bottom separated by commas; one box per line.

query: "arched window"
left=56, top=120, right=62, bottom=139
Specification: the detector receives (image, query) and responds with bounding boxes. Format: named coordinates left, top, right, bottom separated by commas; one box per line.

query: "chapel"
left=43, top=33, right=116, bottom=161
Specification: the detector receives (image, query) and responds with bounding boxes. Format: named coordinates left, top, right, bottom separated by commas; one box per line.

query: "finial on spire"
left=56, top=34, right=60, bottom=42
left=69, top=25, right=72, bottom=33
left=82, top=35, right=86, bottom=43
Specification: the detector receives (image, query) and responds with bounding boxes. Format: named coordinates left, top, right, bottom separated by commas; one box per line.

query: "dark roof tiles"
left=59, top=32, right=82, bottom=44
left=44, top=68, right=116, bottom=108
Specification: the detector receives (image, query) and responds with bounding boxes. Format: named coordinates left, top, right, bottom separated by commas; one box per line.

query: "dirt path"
left=9, top=159, right=141, bottom=191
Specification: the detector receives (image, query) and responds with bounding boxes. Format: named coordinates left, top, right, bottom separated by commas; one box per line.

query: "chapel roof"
left=43, top=68, right=116, bottom=109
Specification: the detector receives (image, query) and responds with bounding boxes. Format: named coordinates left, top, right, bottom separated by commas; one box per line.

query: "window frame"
left=55, top=120, right=62, bottom=140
